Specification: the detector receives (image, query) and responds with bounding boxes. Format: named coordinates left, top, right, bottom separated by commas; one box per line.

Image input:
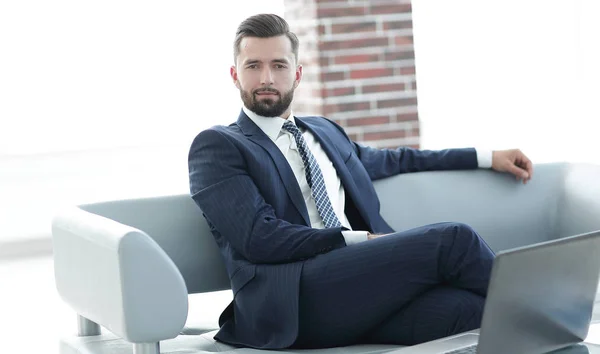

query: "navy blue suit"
left=188, top=110, right=494, bottom=349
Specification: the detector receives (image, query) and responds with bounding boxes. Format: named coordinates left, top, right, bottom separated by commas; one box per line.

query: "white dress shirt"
left=243, top=106, right=492, bottom=246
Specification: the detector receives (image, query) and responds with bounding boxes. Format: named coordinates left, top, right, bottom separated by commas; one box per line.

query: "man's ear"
left=230, top=65, right=241, bottom=89
left=294, top=64, right=303, bottom=89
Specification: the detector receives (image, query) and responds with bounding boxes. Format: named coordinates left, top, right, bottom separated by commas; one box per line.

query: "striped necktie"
left=282, top=120, right=342, bottom=228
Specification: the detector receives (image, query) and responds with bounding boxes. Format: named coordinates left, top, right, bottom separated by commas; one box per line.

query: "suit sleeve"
left=188, top=128, right=347, bottom=265
left=324, top=118, right=478, bottom=181
left=353, top=142, right=478, bottom=181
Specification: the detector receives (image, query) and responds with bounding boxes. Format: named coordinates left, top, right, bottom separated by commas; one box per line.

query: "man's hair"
left=233, top=13, right=299, bottom=64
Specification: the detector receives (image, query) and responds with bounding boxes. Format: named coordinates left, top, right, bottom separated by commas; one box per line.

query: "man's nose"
left=260, top=68, right=274, bottom=85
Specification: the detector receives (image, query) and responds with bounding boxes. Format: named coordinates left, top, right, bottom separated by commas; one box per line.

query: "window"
left=412, top=0, right=599, bottom=164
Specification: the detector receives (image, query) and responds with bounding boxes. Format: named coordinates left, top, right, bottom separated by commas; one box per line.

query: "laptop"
left=390, top=230, right=600, bottom=354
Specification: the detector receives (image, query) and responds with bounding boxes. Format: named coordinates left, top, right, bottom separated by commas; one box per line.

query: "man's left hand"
left=492, top=149, right=533, bottom=184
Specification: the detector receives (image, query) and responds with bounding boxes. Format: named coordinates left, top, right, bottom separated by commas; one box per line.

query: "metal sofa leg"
left=133, top=342, right=160, bottom=354
left=77, top=315, right=101, bottom=336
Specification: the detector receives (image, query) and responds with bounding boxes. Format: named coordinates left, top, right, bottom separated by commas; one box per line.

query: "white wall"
left=412, top=0, right=599, bottom=164
left=0, top=1, right=285, bottom=242
left=0, top=0, right=284, bottom=155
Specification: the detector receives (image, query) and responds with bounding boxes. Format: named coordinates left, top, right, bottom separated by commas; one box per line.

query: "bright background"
left=0, top=1, right=286, bottom=244
left=0, top=1, right=598, bottom=352
left=413, top=1, right=599, bottom=164
left=1, top=1, right=598, bottom=244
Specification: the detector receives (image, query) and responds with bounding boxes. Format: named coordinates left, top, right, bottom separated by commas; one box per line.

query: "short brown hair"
left=233, top=13, right=299, bottom=64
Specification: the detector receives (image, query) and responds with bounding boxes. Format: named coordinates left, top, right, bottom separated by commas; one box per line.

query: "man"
left=188, top=13, right=533, bottom=350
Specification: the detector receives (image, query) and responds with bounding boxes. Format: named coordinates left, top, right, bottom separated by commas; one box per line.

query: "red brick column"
left=284, top=0, right=419, bottom=148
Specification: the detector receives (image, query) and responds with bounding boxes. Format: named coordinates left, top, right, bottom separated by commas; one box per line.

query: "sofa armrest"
left=51, top=206, right=188, bottom=343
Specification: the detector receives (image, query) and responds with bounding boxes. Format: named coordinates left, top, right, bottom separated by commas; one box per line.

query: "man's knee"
left=444, top=222, right=494, bottom=260
left=450, top=222, right=477, bottom=237
left=441, top=222, right=484, bottom=245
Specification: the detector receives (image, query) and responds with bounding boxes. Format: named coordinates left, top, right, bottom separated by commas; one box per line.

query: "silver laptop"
left=390, top=230, right=600, bottom=354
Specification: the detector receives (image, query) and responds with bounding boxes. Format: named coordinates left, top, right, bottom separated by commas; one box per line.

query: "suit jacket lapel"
left=295, top=117, right=373, bottom=231
left=236, top=111, right=311, bottom=226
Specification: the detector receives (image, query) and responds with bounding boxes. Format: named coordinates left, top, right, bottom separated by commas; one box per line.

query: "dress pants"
left=293, top=222, right=495, bottom=348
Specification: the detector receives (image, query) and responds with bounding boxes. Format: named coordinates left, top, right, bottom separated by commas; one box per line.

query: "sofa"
left=51, top=162, right=600, bottom=354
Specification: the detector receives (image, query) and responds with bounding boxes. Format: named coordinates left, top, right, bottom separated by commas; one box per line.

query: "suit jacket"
left=187, top=110, right=478, bottom=349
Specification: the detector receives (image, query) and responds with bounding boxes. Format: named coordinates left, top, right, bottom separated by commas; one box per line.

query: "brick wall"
left=284, top=0, right=419, bottom=149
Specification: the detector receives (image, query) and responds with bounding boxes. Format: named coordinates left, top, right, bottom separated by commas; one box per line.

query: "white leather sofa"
left=51, top=162, right=600, bottom=354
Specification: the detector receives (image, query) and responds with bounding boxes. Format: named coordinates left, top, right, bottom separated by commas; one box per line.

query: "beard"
left=240, top=86, right=294, bottom=118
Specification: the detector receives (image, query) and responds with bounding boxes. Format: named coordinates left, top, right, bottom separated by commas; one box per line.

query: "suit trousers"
left=292, top=222, right=495, bottom=348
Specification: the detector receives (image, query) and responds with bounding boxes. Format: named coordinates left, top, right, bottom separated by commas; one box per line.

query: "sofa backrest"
left=374, top=163, right=568, bottom=252
left=80, top=162, right=600, bottom=295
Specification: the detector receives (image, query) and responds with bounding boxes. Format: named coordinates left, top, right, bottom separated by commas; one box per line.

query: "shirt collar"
left=242, top=105, right=296, bottom=142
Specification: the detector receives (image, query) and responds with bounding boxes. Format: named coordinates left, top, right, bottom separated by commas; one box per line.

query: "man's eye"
left=247, top=65, right=258, bottom=69
left=275, top=64, right=286, bottom=69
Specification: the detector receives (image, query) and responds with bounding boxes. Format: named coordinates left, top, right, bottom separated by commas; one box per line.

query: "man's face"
left=231, top=35, right=302, bottom=118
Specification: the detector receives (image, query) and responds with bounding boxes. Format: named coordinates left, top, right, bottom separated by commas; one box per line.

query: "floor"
left=0, top=256, right=74, bottom=354
left=0, top=255, right=232, bottom=354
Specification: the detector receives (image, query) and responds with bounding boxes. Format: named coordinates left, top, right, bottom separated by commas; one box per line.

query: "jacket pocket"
left=230, top=265, right=256, bottom=296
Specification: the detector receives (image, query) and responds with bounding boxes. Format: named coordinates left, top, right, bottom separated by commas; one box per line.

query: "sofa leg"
left=77, top=315, right=101, bottom=336
left=133, top=342, right=160, bottom=354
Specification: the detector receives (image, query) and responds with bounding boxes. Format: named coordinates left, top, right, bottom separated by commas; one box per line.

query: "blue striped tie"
left=282, top=120, right=342, bottom=228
